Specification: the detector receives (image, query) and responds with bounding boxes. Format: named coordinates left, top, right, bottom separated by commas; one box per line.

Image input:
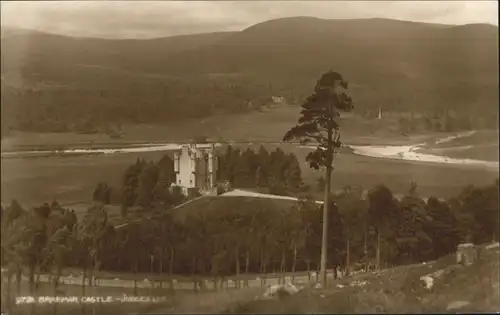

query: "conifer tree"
left=283, top=71, right=353, bottom=287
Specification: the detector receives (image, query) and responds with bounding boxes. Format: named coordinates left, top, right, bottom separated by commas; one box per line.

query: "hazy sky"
left=1, top=1, right=498, bottom=39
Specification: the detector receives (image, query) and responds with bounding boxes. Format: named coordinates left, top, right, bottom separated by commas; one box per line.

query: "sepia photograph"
left=0, top=1, right=499, bottom=314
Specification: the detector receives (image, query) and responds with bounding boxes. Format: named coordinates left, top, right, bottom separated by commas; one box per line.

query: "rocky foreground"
left=220, top=242, right=499, bottom=314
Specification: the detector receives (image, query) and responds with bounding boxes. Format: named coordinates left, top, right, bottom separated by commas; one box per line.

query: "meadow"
left=1, top=106, right=498, bottom=209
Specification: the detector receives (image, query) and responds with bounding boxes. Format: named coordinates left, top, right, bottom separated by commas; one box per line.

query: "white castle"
left=172, top=144, right=218, bottom=197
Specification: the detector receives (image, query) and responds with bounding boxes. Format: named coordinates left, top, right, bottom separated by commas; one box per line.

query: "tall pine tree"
left=283, top=71, right=353, bottom=287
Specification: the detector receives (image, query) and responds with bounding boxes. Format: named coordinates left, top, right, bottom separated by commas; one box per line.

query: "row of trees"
left=397, top=112, right=491, bottom=134
left=217, top=145, right=304, bottom=195
left=2, top=180, right=498, bottom=294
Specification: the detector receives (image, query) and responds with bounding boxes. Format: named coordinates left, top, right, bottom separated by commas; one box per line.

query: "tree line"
left=217, top=145, right=304, bottom=195
left=396, top=111, right=496, bottom=134
left=2, top=81, right=496, bottom=137
left=1, top=179, right=498, bottom=297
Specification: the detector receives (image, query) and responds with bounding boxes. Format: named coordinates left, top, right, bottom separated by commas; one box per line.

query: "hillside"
left=223, top=244, right=500, bottom=314
left=1, top=17, right=498, bottom=133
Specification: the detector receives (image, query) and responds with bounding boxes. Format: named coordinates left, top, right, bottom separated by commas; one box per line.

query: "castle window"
left=178, top=180, right=181, bottom=184
left=190, top=180, right=193, bottom=184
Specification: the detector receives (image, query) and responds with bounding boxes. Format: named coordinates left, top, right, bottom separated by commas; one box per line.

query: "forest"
left=2, top=79, right=496, bottom=136
left=0, top=79, right=284, bottom=135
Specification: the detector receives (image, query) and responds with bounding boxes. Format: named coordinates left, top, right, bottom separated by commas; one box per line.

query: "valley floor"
left=1, top=108, right=498, bottom=209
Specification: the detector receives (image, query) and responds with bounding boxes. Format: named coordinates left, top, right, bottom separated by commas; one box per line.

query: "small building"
left=172, top=144, right=219, bottom=197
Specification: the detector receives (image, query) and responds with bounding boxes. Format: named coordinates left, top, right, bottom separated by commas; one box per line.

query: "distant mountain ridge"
left=1, top=17, right=498, bottom=133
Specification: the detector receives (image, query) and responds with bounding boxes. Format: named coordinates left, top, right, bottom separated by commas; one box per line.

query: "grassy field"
left=1, top=106, right=498, bottom=208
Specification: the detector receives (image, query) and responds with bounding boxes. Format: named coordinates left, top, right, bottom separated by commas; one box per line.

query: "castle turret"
left=208, top=148, right=217, bottom=188
left=174, top=151, right=180, bottom=174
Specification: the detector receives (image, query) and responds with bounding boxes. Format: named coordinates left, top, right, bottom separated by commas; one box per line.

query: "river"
left=1, top=132, right=498, bottom=170
left=348, top=131, right=498, bottom=170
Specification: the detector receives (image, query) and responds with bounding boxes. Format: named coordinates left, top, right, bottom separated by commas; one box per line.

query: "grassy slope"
left=224, top=245, right=500, bottom=314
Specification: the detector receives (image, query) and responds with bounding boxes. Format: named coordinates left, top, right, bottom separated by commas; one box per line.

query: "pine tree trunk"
left=169, top=247, right=175, bottom=290
left=364, top=225, right=368, bottom=272
left=54, top=266, right=61, bottom=293
left=260, top=247, right=265, bottom=273
left=87, top=266, right=94, bottom=292
left=35, top=272, right=41, bottom=290
left=169, top=247, right=175, bottom=275
left=244, top=248, right=250, bottom=287
left=245, top=248, right=250, bottom=273
left=82, top=265, right=87, bottom=296
left=211, top=258, right=218, bottom=291
left=364, top=224, right=367, bottom=253
left=15, top=267, right=21, bottom=295
left=28, top=265, right=35, bottom=294
left=88, top=257, right=94, bottom=288
left=32, top=267, right=41, bottom=315
left=292, top=246, right=298, bottom=273
left=346, top=236, right=351, bottom=276
left=191, top=256, right=196, bottom=274
left=6, top=272, right=13, bottom=313
left=280, top=249, right=286, bottom=273
left=53, top=266, right=61, bottom=315
left=235, top=246, right=240, bottom=288
left=159, top=251, right=164, bottom=289
left=133, top=261, right=138, bottom=296
left=320, top=163, right=332, bottom=288
left=376, top=229, right=381, bottom=271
